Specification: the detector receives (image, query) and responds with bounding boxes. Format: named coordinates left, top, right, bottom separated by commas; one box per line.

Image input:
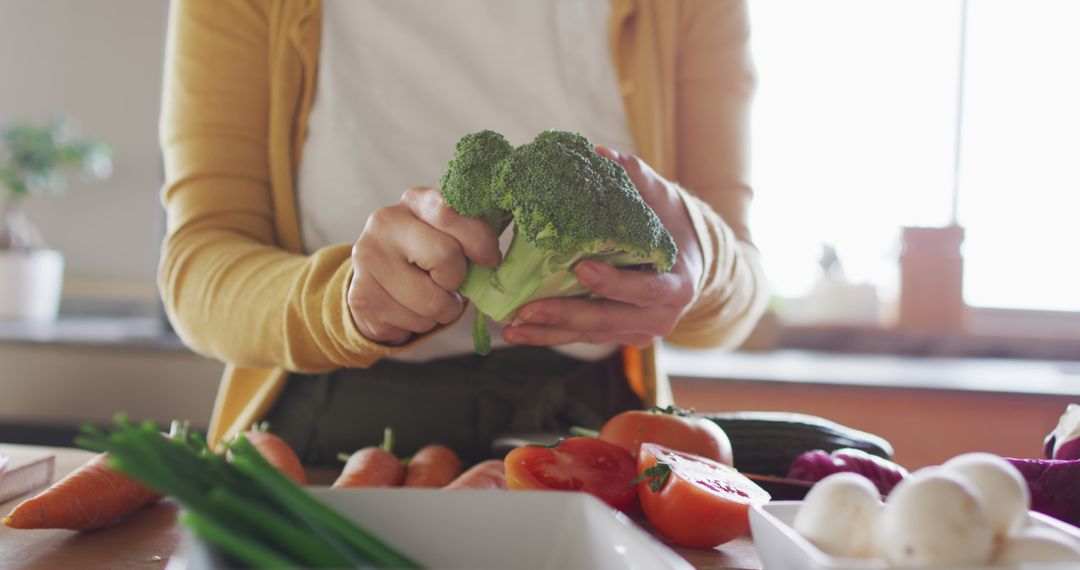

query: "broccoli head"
left=440, top=129, right=678, bottom=354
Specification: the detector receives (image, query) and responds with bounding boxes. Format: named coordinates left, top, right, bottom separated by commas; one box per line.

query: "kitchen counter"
left=667, top=348, right=1078, bottom=469
left=0, top=444, right=763, bottom=570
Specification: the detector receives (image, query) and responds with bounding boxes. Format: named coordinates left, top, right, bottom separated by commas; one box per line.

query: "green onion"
left=182, top=511, right=298, bottom=569
left=207, top=487, right=353, bottom=568
left=230, top=437, right=419, bottom=568
left=77, top=415, right=423, bottom=569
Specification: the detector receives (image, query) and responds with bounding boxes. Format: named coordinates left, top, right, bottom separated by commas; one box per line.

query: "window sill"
left=663, top=346, right=1080, bottom=398
left=744, top=314, right=1080, bottom=362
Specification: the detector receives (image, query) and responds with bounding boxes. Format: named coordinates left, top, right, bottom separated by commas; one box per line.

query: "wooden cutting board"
left=1, top=444, right=185, bottom=570
left=0, top=449, right=54, bottom=504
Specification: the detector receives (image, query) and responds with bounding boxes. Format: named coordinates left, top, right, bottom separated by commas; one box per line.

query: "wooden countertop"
left=0, top=444, right=762, bottom=570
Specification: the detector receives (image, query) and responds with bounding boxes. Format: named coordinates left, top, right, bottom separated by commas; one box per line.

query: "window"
left=958, top=0, right=1080, bottom=312
left=748, top=0, right=1080, bottom=319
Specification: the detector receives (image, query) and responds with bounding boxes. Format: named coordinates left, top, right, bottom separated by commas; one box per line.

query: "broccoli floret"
left=440, top=129, right=678, bottom=354
left=439, top=130, right=514, bottom=230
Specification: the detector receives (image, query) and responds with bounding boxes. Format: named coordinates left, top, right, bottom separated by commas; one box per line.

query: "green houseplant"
left=0, top=118, right=111, bottom=321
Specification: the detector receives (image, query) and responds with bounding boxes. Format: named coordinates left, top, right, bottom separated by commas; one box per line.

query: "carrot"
left=2, top=452, right=161, bottom=531
left=403, top=444, right=463, bottom=488
left=240, top=423, right=307, bottom=486
left=443, top=460, right=507, bottom=490
left=333, top=428, right=404, bottom=488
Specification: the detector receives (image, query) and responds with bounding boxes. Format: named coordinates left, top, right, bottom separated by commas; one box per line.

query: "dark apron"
left=262, top=346, right=642, bottom=466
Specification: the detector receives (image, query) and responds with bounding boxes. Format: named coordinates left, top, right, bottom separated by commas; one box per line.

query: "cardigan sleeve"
left=158, top=0, right=416, bottom=371
left=666, top=0, right=769, bottom=348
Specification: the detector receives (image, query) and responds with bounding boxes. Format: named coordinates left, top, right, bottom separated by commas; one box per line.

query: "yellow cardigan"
left=159, top=0, right=767, bottom=445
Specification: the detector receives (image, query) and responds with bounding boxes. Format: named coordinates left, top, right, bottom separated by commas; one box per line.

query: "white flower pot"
left=0, top=249, right=64, bottom=321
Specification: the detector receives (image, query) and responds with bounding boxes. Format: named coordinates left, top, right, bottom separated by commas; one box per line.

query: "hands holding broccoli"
left=346, top=186, right=501, bottom=345
left=440, top=130, right=701, bottom=351
left=501, top=145, right=703, bottom=349
left=345, top=129, right=702, bottom=350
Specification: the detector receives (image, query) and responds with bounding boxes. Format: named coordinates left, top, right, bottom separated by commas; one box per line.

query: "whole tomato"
left=637, top=443, right=770, bottom=548
left=504, top=437, right=638, bottom=512
left=600, top=406, right=733, bottom=466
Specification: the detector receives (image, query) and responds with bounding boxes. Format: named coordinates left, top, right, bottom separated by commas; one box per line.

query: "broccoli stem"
left=460, top=232, right=589, bottom=323
left=472, top=311, right=492, bottom=355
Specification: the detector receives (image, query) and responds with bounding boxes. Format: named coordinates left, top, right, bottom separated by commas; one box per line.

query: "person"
left=159, top=0, right=767, bottom=464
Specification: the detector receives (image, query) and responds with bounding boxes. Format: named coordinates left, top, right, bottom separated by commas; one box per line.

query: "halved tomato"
left=599, top=406, right=733, bottom=466
left=504, top=437, right=638, bottom=511
left=637, top=443, right=770, bottom=548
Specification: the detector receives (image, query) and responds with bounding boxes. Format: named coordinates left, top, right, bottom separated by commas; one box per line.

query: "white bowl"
left=750, top=501, right=1080, bottom=570
left=169, top=488, right=692, bottom=570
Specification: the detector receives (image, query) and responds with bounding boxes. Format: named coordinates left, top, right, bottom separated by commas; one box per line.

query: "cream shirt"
left=298, top=0, right=636, bottom=361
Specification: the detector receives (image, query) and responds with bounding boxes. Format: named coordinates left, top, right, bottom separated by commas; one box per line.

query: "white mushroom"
left=941, top=452, right=1030, bottom=538
left=994, top=526, right=1080, bottom=565
left=877, top=468, right=994, bottom=567
left=793, top=472, right=883, bottom=558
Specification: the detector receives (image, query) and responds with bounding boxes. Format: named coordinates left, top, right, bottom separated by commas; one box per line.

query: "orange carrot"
left=403, top=444, right=463, bottom=488
left=240, top=424, right=307, bottom=486
left=2, top=452, right=161, bottom=531
left=333, top=428, right=404, bottom=488
left=443, top=460, right=507, bottom=490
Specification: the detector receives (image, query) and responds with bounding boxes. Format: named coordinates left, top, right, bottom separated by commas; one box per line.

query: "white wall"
left=0, top=0, right=169, bottom=300
left=0, top=2, right=224, bottom=432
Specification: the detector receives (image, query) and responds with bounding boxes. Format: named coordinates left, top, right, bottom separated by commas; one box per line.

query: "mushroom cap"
left=941, top=452, right=1030, bottom=539
left=995, top=527, right=1080, bottom=565
left=878, top=469, right=995, bottom=567
left=793, top=472, right=883, bottom=558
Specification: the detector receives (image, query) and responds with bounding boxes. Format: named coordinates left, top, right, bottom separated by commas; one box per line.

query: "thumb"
left=595, top=144, right=620, bottom=162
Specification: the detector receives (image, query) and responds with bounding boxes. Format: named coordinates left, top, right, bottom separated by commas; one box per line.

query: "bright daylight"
left=1, top=1, right=1079, bottom=569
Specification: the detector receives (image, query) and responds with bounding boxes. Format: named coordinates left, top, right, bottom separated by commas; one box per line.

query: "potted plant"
left=0, top=118, right=111, bottom=321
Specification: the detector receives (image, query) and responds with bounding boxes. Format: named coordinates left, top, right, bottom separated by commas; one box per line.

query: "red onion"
left=788, top=447, right=909, bottom=496
left=1006, top=457, right=1080, bottom=528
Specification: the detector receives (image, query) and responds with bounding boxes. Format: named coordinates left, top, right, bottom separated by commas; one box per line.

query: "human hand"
left=348, top=187, right=501, bottom=345
left=502, top=147, right=704, bottom=348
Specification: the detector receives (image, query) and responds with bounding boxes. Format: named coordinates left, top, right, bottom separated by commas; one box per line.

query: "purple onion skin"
left=788, top=448, right=909, bottom=496
left=1054, top=438, right=1080, bottom=461
left=1006, top=457, right=1080, bottom=528
left=787, top=450, right=834, bottom=481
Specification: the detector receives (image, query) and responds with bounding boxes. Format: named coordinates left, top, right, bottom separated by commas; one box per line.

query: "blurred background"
left=0, top=0, right=1077, bottom=469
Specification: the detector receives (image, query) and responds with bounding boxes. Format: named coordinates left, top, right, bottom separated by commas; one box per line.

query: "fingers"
left=503, top=264, right=695, bottom=347
left=347, top=184, right=505, bottom=346
left=574, top=261, right=690, bottom=308
left=483, top=150, right=697, bottom=351
left=402, top=187, right=502, bottom=268
left=595, top=145, right=670, bottom=210
left=595, top=146, right=703, bottom=286
left=360, top=205, right=466, bottom=321
left=502, top=324, right=655, bottom=349
left=510, top=297, right=678, bottom=339
left=376, top=260, right=465, bottom=324
left=347, top=272, right=435, bottom=345
left=595, top=144, right=619, bottom=162
left=595, top=144, right=645, bottom=182
left=502, top=294, right=662, bottom=348
left=400, top=215, right=470, bottom=292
